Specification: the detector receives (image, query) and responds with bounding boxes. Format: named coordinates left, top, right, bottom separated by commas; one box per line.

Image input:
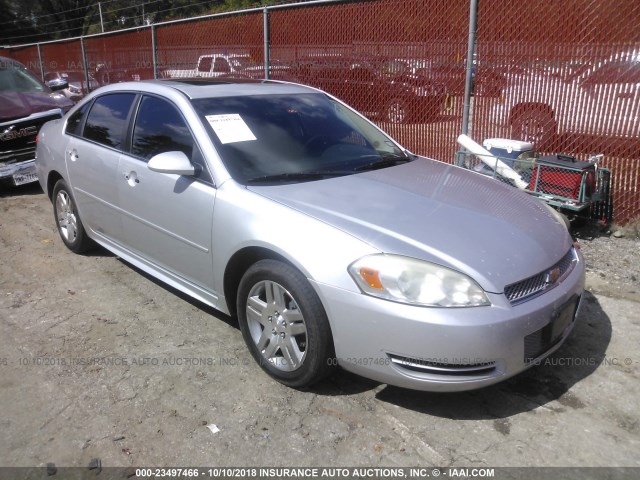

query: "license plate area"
left=524, top=295, right=580, bottom=363
left=13, top=171, right=38, bottom=186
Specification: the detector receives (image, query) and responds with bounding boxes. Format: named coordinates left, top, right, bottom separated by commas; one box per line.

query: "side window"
left=213, top=58, right=230, bottom=73
left=84, top=93, right=136, bottom=149
left=132, top=96, right=194, bottom=160
left=65, top=102, right=91, bottom=136
left=198, top=57, right=212, bottom=73
left=132, top=96, right=212, bottom=184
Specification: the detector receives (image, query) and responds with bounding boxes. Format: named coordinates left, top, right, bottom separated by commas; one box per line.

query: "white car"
left=36, top=79, right=584, bottom=392
left=163, top=54, right=256, bottom=79
left=490, top=51, right=640, bottom=146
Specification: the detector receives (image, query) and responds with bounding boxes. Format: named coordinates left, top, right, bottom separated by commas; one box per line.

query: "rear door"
left=116, top=94, right=216, bottom=296
left=65, top=92, right=137, bottom=245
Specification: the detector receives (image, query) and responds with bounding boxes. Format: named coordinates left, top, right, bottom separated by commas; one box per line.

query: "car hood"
left=248, top=158, right=573, bottom=292
left=0, top=91, right=72, bottom=122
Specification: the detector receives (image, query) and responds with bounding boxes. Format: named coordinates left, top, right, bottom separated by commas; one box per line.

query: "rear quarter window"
left=83, top=93, right=136, bottom=149
left=65, top=102, right=91, bottom=136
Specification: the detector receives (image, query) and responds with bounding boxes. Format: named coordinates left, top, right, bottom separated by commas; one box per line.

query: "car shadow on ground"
left=315, top=290, right=612, bottom=417
left=117, top=257, right=239, bottom=330
left=0, top=182, right=44, bottom=197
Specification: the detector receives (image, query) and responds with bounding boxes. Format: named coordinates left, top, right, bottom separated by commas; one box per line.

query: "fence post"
left=151, top=25, right=158, bottom=79
left=458, top=0, right=478, bottom=165
left=263, top=7, right=270, bottom=80
left=37, top=44, right=45, bottom=82
left=80, top=37, right=91, bottom=94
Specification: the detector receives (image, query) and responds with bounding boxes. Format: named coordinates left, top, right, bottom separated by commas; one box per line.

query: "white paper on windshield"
left=205, top=114, right=257, bottom=144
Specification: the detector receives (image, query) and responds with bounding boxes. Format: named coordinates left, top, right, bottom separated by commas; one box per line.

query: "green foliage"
left=1, top=0, right=303, bottom=45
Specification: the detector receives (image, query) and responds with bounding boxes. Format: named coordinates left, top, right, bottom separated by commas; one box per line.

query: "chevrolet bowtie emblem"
left=545, top=267, right=561, bottom=285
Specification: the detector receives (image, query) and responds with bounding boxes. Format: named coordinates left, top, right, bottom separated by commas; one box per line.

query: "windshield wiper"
left=246, top=171, right=351, bottom=184
left=353, top=153, right=414, bottom=172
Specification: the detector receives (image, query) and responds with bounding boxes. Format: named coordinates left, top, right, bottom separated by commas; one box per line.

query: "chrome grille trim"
left=0, top=146, right=36, bottom=164
left=504, top=248, right=577, bottom=305
left=388, top=354, right=496, bottom=376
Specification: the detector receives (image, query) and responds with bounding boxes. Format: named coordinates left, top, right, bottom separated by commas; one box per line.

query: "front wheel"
left=237, top=259, right=334, bottom=388
left=52, top=179, right=92, bottom=253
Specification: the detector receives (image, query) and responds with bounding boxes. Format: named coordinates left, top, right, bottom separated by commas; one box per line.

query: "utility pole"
left=99, top=2, right=104, bottom=33
left=461, top=0, right=478, bottom=137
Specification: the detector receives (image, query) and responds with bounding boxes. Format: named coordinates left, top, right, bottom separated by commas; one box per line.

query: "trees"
left=1, top=0, right=95, bottom=44
left=0, top=0, right=290, bottom=45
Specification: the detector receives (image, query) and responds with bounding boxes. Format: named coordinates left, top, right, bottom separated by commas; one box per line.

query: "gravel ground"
left=1, top=183, right=639, bottom=473
left=574, top=222, right=640, bottom=302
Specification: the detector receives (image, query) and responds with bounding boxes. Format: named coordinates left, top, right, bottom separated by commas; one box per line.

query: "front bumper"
left=314, top=250, right=585, bottom=392
left=0, top=159, right=38, bottom=186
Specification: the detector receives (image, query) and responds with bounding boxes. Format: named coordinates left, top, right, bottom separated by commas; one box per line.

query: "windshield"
left=0, top=63, right=49, bottom=93
left=193, top=93, right=410, bottom=184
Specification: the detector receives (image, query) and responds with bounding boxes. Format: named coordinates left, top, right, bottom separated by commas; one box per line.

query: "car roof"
left=96, top=78, right=320, bottom=100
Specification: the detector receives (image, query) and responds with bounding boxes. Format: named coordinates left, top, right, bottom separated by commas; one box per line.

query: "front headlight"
left=348, top=254, right=490, bottom=307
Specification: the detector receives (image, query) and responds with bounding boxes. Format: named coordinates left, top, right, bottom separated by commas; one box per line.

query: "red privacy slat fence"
left=2, top=0, right=639, bottom=223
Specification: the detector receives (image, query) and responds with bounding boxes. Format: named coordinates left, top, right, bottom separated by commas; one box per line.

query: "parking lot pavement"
left=0, top=184, right=639, bottom=469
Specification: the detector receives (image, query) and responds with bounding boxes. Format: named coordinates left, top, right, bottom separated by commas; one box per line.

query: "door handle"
left=124, top=171, right=140, bottom=185
left=68, top=150, right=79, bottom=161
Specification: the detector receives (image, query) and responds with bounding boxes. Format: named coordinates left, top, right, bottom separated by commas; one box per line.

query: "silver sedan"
left=35, top=79, right=584, bottom=391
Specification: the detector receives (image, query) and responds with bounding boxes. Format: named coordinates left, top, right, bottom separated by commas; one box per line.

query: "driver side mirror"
left=47, top=78, right=69, bottom=91
left=147, top=151, right=195, bottom=176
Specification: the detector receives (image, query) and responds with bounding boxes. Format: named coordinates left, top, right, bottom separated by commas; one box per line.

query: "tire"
left=237, top=259, right=334, bottom=388
left=386, top=98, right=409, bottom=124
left=52, top=179, right=92, bottom=253
left=511, top=108, right=557, bottom=149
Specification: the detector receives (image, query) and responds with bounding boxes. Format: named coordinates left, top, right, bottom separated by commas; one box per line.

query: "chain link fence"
left=472, top=0, right=640, bottom=224
left=2, top=0, right=638, bottom=224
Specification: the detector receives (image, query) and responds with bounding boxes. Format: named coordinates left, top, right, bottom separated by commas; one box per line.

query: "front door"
left=116, top=95, right=217, bottom=302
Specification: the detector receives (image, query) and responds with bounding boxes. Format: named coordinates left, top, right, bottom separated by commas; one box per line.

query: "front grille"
left=388, top=354, right=496, bottom=377
left=0, top=146, right=36, bottom=165
left=1, top=109, right=62, bottom=166
left=504, top=248, right=576, bottom=305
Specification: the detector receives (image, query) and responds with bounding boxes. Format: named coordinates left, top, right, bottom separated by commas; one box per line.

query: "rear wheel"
left=52, top=179, right=92, bottom=253
left=237, top=259, right=334, bottom=388
left=386, top=98, right=409, bottom=124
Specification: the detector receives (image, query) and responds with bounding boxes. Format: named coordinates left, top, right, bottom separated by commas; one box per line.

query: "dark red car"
left=1, top=57, right=73, bottom=187
left=293, top=54, right=447, bottom=124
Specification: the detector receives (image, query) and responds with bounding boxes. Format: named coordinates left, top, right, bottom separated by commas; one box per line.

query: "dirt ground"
left=1, top=183, right=639, bottom=471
